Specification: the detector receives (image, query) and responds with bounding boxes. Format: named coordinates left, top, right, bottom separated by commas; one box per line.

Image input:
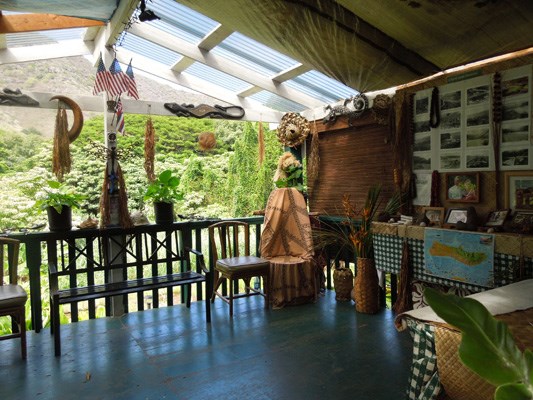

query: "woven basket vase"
left=354, top=258, right=380, bottom=314
left=333, top=267, right=354, bottom=302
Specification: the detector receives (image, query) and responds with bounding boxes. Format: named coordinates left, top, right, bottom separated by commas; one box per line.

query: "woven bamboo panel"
left=372, top=222, right=398, bottom=235
left=308, top=115, right=395, bottom=215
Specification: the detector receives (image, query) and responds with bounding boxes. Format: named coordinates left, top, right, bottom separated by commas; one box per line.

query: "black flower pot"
left=47, top=206, right=72, bottom=232
left=154, top=201, right=174, bottom=224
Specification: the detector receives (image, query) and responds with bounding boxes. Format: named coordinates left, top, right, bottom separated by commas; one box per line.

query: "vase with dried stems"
left=342, top=186, right=402, bottom=313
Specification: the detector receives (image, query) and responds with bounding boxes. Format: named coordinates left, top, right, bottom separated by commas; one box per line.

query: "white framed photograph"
left=466, top=150, right=490, bottom=169
left=440, top=131, right=461, bottom=150
left=501, top=122, right=529, bottom=144
left=440, top=90, right=461, bottom=110
left=466, top=127, right=490, bottom=147
left=413, top=133, right=431, bottom=152
left=466, top=84, right=489, bottom=105
left=440, top=153, right=461, bottom=170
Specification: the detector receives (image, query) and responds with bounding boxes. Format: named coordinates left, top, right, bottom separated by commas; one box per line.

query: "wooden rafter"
left=0, top=13, right=104, bottom=34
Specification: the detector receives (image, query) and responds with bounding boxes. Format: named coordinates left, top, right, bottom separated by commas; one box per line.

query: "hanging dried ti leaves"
left=144, top=117, right=156, bottom=182
left=52, top=107, right=72, bottom=181
left=258, top=121, right=265, bottom=166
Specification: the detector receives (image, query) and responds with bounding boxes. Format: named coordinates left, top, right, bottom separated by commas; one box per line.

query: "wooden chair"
left=209, top=221, right=270, bottom=317
left=0, top=237, right=27, bottom=359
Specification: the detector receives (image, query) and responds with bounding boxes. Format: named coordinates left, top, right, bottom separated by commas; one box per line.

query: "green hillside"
left=0, top=114, right=284, bottom=231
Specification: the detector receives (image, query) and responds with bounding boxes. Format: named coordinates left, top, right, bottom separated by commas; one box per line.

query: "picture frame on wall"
left=504, top=171, right=533, bottom=211
left=444, top=208, right=469, bottom=226
left=445, top=172, right=480, bottom=203
left=422, top=207, right=445, bottom=227
left=485, top=210, right=510, bottom=227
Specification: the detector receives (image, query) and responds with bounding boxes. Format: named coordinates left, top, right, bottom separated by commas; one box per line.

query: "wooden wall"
left=307, top=113, right=396, bottom=215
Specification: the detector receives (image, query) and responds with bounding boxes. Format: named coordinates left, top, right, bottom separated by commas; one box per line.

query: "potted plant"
left=34, top=180, right=84, bottom=231
left=143, top=169, right=183, bottom=224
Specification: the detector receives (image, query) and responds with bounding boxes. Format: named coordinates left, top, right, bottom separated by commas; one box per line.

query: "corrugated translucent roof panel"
left=120, top=33, right=180, bottom=66
left=185, top=62, right=251, bottom=92
left=249, top=91, right=307, bottom=113
left=211, top=32, right=297, bottom=76
left=6, top=28, right=85, bottom=47
left=147, top=1, right=219, bottom=45
left=285, top=70, right=358, bottom=104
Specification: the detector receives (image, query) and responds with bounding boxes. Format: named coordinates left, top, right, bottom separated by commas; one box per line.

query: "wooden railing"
left=3, top=215, right=394, bottom=333
left=5, top=216, right=264, bottom=332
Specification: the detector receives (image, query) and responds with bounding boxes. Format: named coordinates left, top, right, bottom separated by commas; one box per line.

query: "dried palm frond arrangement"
left=144, top=117, right=156, bottom=182
left=99, top=162, right=133, bottom=229
left=276, top=112, right=311, bottom=147
left=52, top=107, right=71, bottom=181
left=198, top=131, right=216, bottom=152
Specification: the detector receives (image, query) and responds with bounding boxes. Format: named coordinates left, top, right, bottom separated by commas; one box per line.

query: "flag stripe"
left=93, top=56, right=109, bottom=95
left=125, top=60, right=140, bottom=100
left=108, top=58, right=129, bottom=97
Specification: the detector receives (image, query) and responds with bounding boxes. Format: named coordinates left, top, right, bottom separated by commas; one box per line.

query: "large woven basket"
left=435, top=307, right=533, bottom=400
left=354, top=258, right=380, bottom=314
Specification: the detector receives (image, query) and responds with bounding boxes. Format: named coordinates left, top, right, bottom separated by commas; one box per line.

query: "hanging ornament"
left=198, top=131, right=216, bottom=152
left=276, top=112, right=311, bottom=147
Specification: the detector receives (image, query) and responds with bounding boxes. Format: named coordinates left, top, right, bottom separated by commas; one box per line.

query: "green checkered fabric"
left=374, top=233, right=532, bottom=291
left=405, top=319, right=442, bottom=400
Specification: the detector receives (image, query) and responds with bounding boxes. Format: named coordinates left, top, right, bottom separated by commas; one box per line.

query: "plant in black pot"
left=143, top=170, right=183, bottom=224
left=35, top=180, right=84, bottom=232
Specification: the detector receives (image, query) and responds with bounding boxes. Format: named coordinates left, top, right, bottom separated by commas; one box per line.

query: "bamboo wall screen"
left=308, top=115, right=395, bottom=215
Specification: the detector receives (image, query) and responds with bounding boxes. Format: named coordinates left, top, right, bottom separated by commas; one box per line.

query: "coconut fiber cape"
left=261, top=188, right=318, bottom=308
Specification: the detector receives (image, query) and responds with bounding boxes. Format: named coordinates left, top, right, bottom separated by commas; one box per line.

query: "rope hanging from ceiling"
left=429, top=87, right=440, bottom=128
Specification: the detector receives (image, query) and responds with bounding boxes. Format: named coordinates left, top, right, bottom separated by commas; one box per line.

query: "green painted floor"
left=0, top=291, right=413, bottom=400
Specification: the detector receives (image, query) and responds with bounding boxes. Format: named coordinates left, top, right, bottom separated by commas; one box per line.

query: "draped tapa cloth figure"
left=261, top=188, right=318, bottom=308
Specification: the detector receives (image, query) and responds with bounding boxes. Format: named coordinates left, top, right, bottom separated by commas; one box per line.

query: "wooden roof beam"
left=0, top=13, right=104, bottom=34
left=198, top=24, right=232, bottom=51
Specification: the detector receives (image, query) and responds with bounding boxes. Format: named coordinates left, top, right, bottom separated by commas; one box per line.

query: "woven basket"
left=354, top=258, right=380, bottom=314
left=333, top=267, right=354, bottom=302
left=435, top=307, right=533, bottom=400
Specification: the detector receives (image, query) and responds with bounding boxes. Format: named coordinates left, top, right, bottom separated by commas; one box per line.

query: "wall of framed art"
left=413, top=65, right=532, bottom=174
left=412, top=64, right=533, bottom=215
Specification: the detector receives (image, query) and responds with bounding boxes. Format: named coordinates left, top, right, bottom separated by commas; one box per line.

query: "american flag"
left=93, top=56, right=109, bottom=95
left=125, top=60, right=139, bottom=100
left=115, top=100, right=125, bottom=135
left=108, top=58, right=129, bottom=98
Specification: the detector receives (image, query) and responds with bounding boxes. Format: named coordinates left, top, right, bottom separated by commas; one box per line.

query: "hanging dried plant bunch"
left=276, top=112, right=311, bottom=147
left=307, top=121, right=320, bottom=187
left=258, top=121, right=265, bottom=166
left=144, top=117, right=156, bottom=182
left=52, top=107, right=71, bottom=181
left=198, top=131, right=216, bottom=152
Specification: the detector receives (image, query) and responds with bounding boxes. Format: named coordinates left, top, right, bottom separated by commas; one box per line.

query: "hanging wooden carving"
left=164, top=103, right=245, bottom=119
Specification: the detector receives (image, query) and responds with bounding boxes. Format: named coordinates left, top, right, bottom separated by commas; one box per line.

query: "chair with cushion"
left=209, top=221, right=270, bottom=317
left=0, top=237, right=27, bottom=359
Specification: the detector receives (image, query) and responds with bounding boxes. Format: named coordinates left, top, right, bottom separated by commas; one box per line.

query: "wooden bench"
left=48, top=234, right=211, bottom=356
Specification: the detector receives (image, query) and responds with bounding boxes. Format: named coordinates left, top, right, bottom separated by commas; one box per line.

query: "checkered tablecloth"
left=374, top=233, right=532, bottom=292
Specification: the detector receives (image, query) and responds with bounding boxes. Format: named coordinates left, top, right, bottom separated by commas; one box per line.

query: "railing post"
left=25, top=239, right=42, bottom=332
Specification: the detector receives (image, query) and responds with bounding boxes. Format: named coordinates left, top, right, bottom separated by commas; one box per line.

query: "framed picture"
left=445, top=172, right=480, bottom=203
left=444, top=208, right=469, bottom=226
left=504, top=171, right=533, bottom=210
left=422, top=207, right=445, bottom=227
left=509, top=211, right=533, bottom=233
left=485, top=210, right=510, bottom=227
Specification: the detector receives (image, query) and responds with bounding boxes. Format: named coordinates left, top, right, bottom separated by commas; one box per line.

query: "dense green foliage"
left=0, top=114, right=284, bottom=230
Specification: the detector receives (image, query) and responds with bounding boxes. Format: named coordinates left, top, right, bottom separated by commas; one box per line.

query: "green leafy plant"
left=425, top=287, right=533, bottom=400
left=34, top=180, right=83, bottom=214
left=143, top=169, right=183, bottom=204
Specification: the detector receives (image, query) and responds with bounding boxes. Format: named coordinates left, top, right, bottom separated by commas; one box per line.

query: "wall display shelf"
left=372, top=222, right=533, bottom=293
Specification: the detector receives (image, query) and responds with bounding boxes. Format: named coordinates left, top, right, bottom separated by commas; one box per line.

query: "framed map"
left=424, top=228, right=495, bottom=287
